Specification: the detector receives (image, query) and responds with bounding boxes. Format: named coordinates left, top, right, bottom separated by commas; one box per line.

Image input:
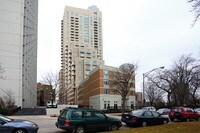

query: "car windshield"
left=157, top=109, right=164, bottom=113
left=173, top=108, right=182, bottom=112
left=195, top=108, right=200, bottom=111
left=0, top=115, right=12, bottom=122
left=131, top=110, right=144, bottom=116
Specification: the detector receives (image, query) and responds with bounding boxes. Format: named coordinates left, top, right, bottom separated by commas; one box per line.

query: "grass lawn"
left=110, top=121, right=200, bottom=133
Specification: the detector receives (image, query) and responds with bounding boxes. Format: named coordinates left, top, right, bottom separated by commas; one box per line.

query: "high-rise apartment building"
left=60, top=6, right=104, bottom=104
left=0, top=0, right=38, bottom=108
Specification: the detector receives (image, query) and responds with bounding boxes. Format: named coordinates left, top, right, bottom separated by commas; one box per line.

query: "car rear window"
left=60, top=110, right=69, bottom=118
left=173, top=108, right=182, bottom=112
left=131, top=110, right=144, bottom=116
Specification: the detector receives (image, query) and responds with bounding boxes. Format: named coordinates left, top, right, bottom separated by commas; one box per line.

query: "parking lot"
left=10, top=115, right=129, bottom=133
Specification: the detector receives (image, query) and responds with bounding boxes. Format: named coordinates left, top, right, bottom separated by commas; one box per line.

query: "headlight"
left=32, top=124, right=38, bottom=128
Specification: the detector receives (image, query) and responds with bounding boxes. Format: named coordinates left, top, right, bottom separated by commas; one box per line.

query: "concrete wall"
left=46, top=105, right=78, bottom=116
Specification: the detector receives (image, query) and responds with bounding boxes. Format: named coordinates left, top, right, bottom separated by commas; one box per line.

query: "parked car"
left=121, top=110, right=169, bottom=127
left=46, top=100, right=57, bottom=108
left=157, top=108, right=171, bottom=115
left=169, top=107, right=199, bottom=122
left=142, top=106, right=156, bottom=111
left=55, top=108, right=122, bottom=133
left=0, top=114, right=39, bottom=133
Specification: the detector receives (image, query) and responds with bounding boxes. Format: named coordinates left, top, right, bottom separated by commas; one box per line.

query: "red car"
left=169, top=107, right=199, bottom=122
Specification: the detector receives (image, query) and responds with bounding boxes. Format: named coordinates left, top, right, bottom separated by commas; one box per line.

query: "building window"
left=104, top=80, right=109, bottom=85
left=104, top=101, right=106, bottom=109
left=114, top=101, right=118, bottom=109
left=104, top=88, right=109, bottom=94
left=107, top=101, right=110, bottom=109
left=104, top=70, right=109, bottom=78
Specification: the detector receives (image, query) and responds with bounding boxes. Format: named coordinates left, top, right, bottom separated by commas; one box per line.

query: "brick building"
left=37, top=83, right=53, bottom=106
left=78, top=64, right=136, bottom=110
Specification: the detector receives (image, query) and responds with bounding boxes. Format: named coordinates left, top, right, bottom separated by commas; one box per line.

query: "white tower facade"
left=0, top=0, right=38, bottom=108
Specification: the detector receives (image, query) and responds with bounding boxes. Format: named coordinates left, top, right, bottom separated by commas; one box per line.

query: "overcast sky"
left=38, top=0, right=200, bottom=92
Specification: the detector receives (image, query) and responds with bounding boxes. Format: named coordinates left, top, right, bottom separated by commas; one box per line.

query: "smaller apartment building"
left=37, top=83, right=53, bottom=106
left=78, top=64, right=136, bottom=110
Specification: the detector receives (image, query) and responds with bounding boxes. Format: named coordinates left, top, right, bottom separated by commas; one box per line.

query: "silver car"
left=0, top=114, right=39, bottom=133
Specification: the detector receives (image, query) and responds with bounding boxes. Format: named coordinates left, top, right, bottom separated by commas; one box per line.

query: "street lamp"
left=142, top=66, right=164, bottom=107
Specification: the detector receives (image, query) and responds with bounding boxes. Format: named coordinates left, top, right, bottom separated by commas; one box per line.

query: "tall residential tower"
left=0, top=0, right=38, bottom=108
left=60, top=6, right=104, bottom=104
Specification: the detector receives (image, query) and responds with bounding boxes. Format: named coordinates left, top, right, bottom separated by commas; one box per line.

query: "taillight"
left=169, top=112, right=174, bottom=116
left=132, top=117, right=138, bottom=120
left=65, top=120, right=70, bottom=125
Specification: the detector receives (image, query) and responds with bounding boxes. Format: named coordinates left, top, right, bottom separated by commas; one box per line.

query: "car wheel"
left=13, top=129, right=27, bottom=133
left=163, top=120, right=167, bottom=124
left=110, top=123, right=119, bottom=131
left=74, top=125, right=85, bottom=133
left=125, top=123, right=131, bottom=127
left=142, top=121, right=147, bottom=127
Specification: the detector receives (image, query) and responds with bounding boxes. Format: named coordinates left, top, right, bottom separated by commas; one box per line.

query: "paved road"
left=10, top=115, right=66, bottom=133
left=9, top=115, right=129, bottom=133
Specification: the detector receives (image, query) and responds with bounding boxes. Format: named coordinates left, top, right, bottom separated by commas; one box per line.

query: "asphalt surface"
left=9, top=114, right=130, bottom=133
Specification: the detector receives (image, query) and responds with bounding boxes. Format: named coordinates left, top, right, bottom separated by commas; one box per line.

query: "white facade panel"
left=89, top=94, right=121, bottom=110
left=90, top=94, right=136, bottom=110
left=0, top=0, right=38, bottom=108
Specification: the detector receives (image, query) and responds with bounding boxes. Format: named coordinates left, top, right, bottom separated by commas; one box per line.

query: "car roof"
left=63, top=107, right=101, bottom=112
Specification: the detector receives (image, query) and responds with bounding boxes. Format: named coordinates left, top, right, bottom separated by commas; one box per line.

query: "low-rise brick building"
left=78, top=64, right=136, bottom=110
left=37, top=83, right=53, bottom=106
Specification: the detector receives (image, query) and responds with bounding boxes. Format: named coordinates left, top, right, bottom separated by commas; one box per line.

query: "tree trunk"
left=122, top=97, right=126, bottom=115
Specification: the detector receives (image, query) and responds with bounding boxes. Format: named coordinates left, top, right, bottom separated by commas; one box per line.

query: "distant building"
left=136, top=92, right=143, bottom=107
left=37, top=83, right=53, bottom=106
left=78, top=64, right=136, bottom=110
left=0, top=0, right=38, bottom=108
left=60, top=5, right=104, bottom=104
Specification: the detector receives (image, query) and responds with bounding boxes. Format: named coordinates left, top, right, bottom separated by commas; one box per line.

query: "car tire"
left=110, top=123, right=119, bottom=131
left=163, top=120, right=168, bottom=124
left=142, top=121, right=147, bottom=127
left=125, top=123, right=132, bottom=127
left=170, top=118, right=174, bottom=122
left=13, top=129, right=27, bottom=133
left=74, top=125, right=85, bottom=133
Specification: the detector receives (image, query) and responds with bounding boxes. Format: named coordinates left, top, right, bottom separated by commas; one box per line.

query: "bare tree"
left=113, top=63, right=138, bottom=114
left=188, top=0, right=200, bottom=26
left=1, top=89, right=16, bottom=115
left=150, top=54, right=200, bottom=107
left=145, top=81, right=165, bottom=107
left=40, top=71, right=60, bottom=101
left=0, top=97, right=5, bottom=109
left=0, top=63, right=6, bottom=80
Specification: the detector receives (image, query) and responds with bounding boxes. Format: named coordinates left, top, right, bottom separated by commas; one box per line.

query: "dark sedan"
left=121, top=110, right=169, bottom=127
left=0, top=114, right=39, bottom=133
